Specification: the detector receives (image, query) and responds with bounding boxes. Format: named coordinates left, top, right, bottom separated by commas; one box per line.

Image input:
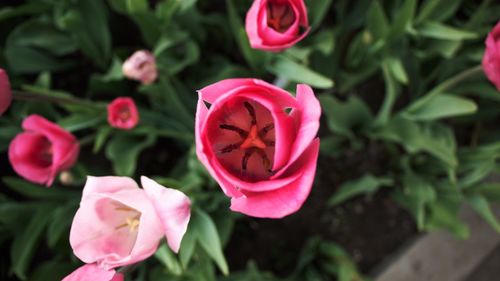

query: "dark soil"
left=225, top=146, right=417, bottom=277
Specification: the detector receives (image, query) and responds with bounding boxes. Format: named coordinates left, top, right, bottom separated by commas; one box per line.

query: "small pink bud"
left=0, top=68, right=12, bottom=115
left=122, top=50, right=158, bottom=85
left=107, top=97, right=139, bottom=130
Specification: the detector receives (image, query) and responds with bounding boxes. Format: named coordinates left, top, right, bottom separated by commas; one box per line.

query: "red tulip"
left=483, top=21, right=500, bottom=92
left=0, top=68, right=12, bottom=115
left=107, top=97, right=139, bottom=130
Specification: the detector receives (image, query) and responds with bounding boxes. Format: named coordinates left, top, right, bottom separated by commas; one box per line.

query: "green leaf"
left=11, top=206, right=52, bottom=280
left=30, top=261, right=74, bottom=281
left=468, top=194, right=500, bottom=233
left=105, top=134, right=156, bottom=176
left=0, top=2, right=51, bottom=22
left=192, top=209, right=229, bottom=275
left=179, top=225, right=196, bottom=269
left=403, top=94, right=477, bottom=121
left=328, top=174, right=393, bottom=206
left=155, top=243, right=183, bottom=276
left=388, top=0, right=416, bottom=40
left=2, top=177, right=76, bottom=200
left=267, top=56, right=334, bottom=89
left=366, top=1, right=389, bottom=40
left=58, top=114, right=105, bottom=132
left=320, top=95, right=373, bottom=138
left=305, top=0, right=333, bottom=30
left=386, top=56, right=408, bottom=84
left=372, top=118, right=457, bottom=167
left=93, top=126, right=113, bottom=153
left=47, top=202, right=78, bottom=248
left=416, top=22, right=477, bottom=40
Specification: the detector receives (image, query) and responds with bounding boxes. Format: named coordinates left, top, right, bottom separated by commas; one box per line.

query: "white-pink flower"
left=69, top=176, right=191, bottom=270
left=62, top=264, right=124, bottom=281
left=122, top=50, right=158, bottom=85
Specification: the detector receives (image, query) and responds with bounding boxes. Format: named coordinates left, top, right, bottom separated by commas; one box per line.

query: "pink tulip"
left=246, top=0, right=310, bottom=52
left=9, top=115, right=79, bottom=186
left=483, top=21, right=500, bottom=92
left=122, top=50, right=158, bottom=85
left=69, top=176, right=191, bottom=270
left=196, top=79, right=320, bottom=218
left=0, top=69, right=12, bottom=115
left=62, top=264, right=124, bottom=281
left=107, top=97, right=139, bottom=130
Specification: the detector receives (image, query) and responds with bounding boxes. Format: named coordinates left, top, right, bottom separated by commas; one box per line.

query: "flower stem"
left=12, top=90, right=104, bottom=108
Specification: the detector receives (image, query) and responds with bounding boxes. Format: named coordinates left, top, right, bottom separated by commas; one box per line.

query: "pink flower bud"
left=122, top=50, right=158, bottom=85
left=483, top=21, right=500, bottom=92
left=246, top=0, right=310, bottom=52
left=196, top=79, right=320, bottom=218
left=62, top=264, right=124, bottom=281
left=107, top=97, right=139, bottom=130
left=8, top=115, right=79, bottom=186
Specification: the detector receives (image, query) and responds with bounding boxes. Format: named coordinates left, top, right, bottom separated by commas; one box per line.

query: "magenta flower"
left=483, top=21, right=500, bottom=92
left=0, top=68, right=12, bottom=116
left=107, top=97, right=139, bottom=130
left=8, top=115, right=79, bottom=186
left=196, top=79, right=320, bottom=218
left=69, top=176, right=191, bottom=270
left=246, top=0, right=310, bottom=52
left=122, top=50, right=158, bottom=85
left=62, top=264, right=124, bottom=281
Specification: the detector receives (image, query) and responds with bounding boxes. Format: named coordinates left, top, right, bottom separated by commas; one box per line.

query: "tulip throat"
left=240, top=125, right=267, bottom=150
left=267, top=1, right=295, bottom=33
left=114, top=206, right=141, bottom=233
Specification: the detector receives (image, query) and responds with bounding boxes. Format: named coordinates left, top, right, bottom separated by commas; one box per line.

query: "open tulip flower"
left=69, top=176, right=191, bottom=270
left=483, top=21, right=500, bottom=92
left=246, top=0, right=310, bottom=51
left=8, top=115, right=79, bottom=186
left=196, top=79, right=320, bottom=218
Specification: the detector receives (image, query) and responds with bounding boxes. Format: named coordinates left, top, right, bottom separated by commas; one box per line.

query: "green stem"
left=12, top=90, right=104, bottom=108
left=407, top=65, right=483, bottom=111
left=375, top=62, right=397, bottom=125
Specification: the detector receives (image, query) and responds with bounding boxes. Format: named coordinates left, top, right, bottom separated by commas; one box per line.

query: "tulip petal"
left=82, top=176, right=140, bottom=201
left=141, top=176, right=191, bottom=253
left=230, top=139, right=319, bottom=218
left=0, top=69, right=12, bottom=116
left=273, top=84, right=320, bottom=179
left=62, top=264, right=123, bottom=281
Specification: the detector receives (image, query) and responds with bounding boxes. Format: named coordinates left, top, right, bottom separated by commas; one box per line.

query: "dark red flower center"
left=267, top=0, right=295, bottom=33
left=118, top=107, right=131, bottom=122
left=34, top=136, right=53, bottom=167
left=209, top=99, right=276, bottom=182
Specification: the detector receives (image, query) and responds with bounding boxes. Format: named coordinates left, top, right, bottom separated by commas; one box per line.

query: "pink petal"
left=141, top=176, right=191, bottom=253
left=0, top=69, right=12, bottom=116
left=230, top=139, right=319, bottom=218
left=82, top=176, right=140, bottom=201
left=62, top=264, right=124, bottom=281
left=273, top=84, right=320, bottom=179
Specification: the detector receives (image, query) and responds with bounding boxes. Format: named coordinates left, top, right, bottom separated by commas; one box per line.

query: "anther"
left=259, top=123, right=274, bottom=136
left=244, top=102, right=257, bottom=125
left=219, top=124, right=248, bottom=138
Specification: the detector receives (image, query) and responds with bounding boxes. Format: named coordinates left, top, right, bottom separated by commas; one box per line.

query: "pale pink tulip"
left=107, top=97, right=139, bottom=130
left=246, top=0, right=310, bottom=51
left=122, top=50, right=158, bottom=84
left=69, top=176, right=191, bottom=270
left=9, top=115, right=79, bottom=186
left=196, top=79, right=320, bottom=218
left=62, top=264, right=124, bottom=281
left=483, top=21, right=500, bottom=92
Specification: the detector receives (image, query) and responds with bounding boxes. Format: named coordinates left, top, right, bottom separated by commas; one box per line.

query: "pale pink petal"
left=62, top=264, right=123, bottom=281
left=82, top=176, right=140, bottom=201
left=141, top=176, right=191, bottom=253
left=230, top=139, right=319, bottom=218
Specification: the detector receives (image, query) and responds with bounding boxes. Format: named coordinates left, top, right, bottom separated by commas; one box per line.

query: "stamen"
left=259, top=123, right=274, bottom=136
left=219, top=143, right=242, bottom=154
left=257, top=150, right=273, bottom=173
left=219, top=124, right=248, bottom=138
left=244, top=102, right=257, bottom=125
left=242, top=149, right=254, bottom=171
